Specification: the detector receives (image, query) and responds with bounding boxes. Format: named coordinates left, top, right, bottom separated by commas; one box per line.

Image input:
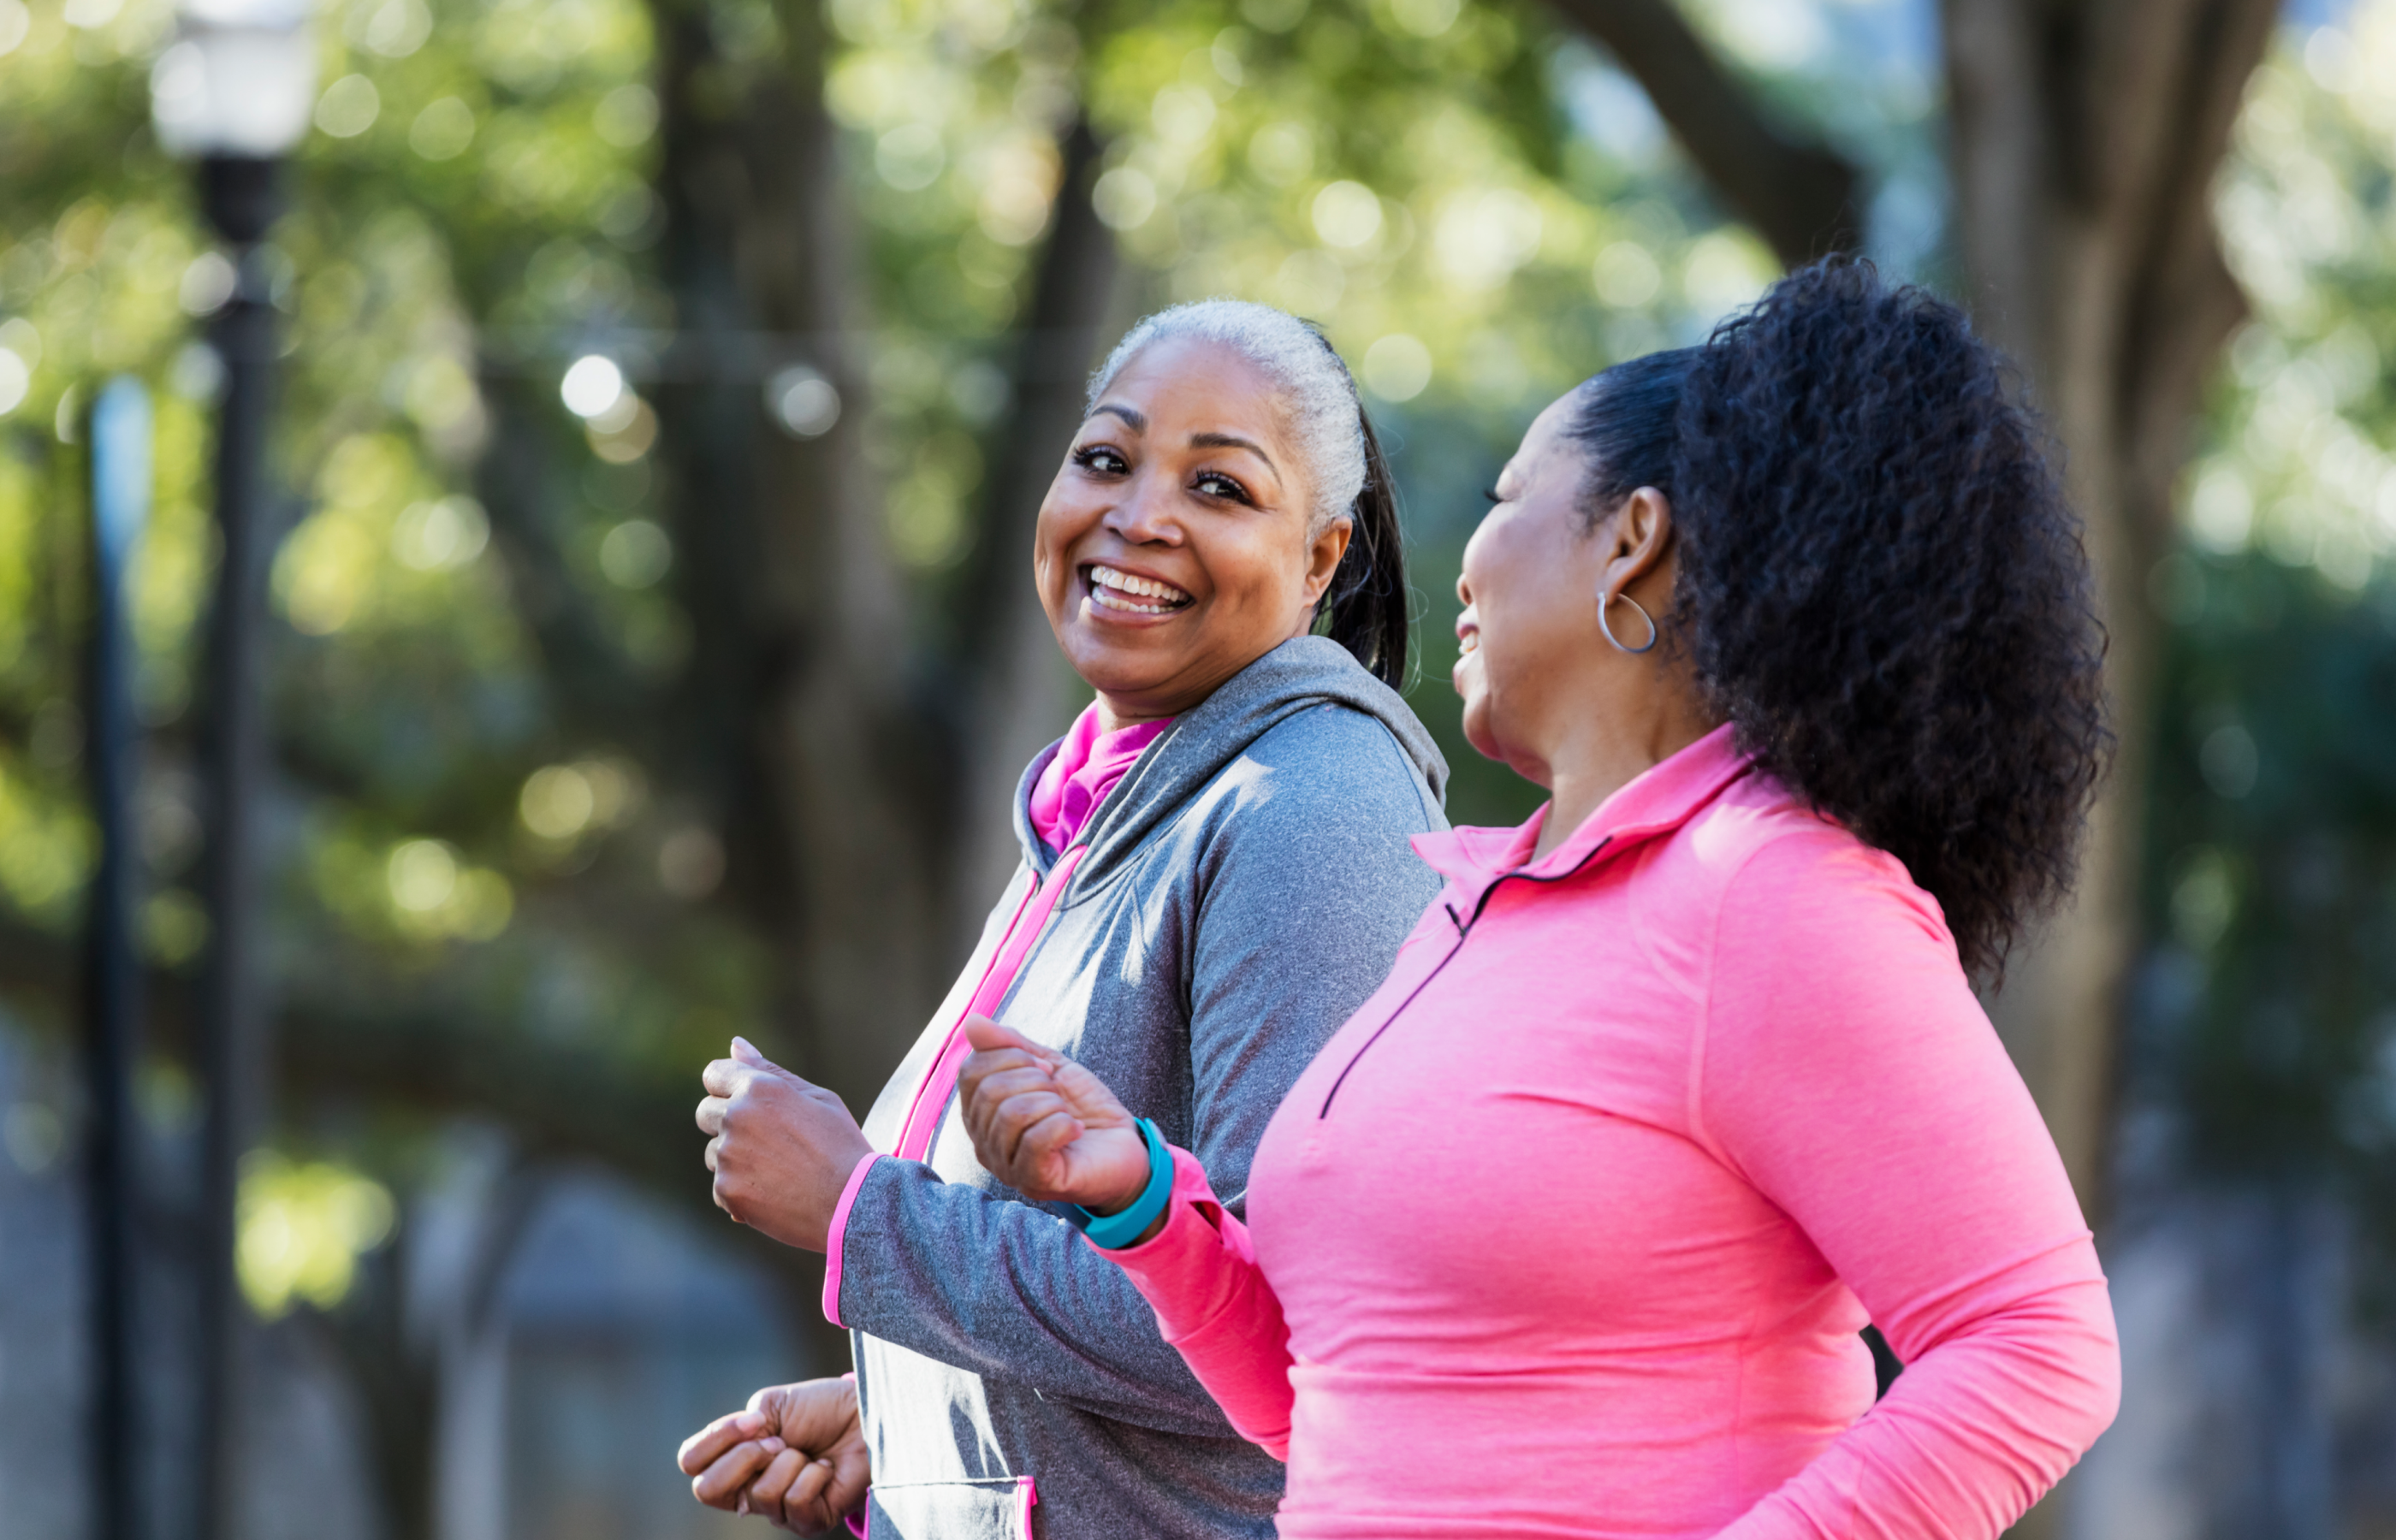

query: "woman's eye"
left=1194, top=471, right=1251, bottom=503
left=1075, top=446, right=1129, bottom=476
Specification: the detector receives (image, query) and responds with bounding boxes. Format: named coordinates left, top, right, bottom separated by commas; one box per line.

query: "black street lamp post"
left=190, top=157, right=282, bottom=1540
left=84, top=379, right=152, bottom=1540
left=149, top=9, right=312, bottom=1537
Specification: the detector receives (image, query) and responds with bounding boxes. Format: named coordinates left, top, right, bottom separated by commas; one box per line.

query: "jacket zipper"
left=1317, top=835, right=1611, bottom=1118
left=893, top=847, right=1084, bottom=1162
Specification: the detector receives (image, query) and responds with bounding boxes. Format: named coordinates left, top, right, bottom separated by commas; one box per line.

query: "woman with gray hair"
left=675, top=301, right=1447, bottom=1538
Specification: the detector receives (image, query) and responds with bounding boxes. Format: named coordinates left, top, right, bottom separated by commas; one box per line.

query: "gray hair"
left=1086, top=300, right=1368, bottom=530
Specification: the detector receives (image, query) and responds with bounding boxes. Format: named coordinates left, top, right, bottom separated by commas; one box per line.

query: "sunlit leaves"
left=307, top=820, right=514, bottom=945
left=0, top=755, right=93, bottom=926
left=235, top=1152, right=396, bottom=1317
left=2136, top=9, right=2396, bottom=1192
left=1072, top=0, right=1789, bottom=445
left=2201, top=5, right=2396, bottom=589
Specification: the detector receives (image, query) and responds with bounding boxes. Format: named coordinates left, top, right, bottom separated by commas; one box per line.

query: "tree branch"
left=2118, top=0, right=2279, bottom=544
left=1547, top=0, right=1863, bottom=267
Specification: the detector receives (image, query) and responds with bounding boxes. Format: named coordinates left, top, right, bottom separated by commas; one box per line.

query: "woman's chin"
left=1459, top=700, right=1503, bottom=765
left=1061, top=629, right=1189, bottom=697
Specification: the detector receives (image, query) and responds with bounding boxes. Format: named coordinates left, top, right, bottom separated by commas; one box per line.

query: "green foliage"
left=0, top=0, right=762, bottom=1146
left=2137, top=11, right=2396, bottom=1233
left=0, top=0, right=1936, bottom=1200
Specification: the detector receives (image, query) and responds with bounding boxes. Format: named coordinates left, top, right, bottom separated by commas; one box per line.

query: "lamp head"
left=150, top=0, right=316, bottom=163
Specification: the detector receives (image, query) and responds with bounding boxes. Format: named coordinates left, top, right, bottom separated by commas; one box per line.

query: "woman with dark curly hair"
left=956, top=258, right=2121, bottom=1538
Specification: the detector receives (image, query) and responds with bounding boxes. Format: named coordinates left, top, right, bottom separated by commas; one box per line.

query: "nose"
left=1103, top=475, right=1182, bottom=547
left=1457, top=514, right=1487, bottom=605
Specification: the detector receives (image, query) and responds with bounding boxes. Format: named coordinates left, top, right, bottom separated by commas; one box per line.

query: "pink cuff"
left=821, top=1153, right=886, bottom=1329
left=1097, top=1146, right=1237, bottom=1266
left=1095, top=1146, right=1269, bottom=1335
left=1097, top=1146, right=1295, bottom=1457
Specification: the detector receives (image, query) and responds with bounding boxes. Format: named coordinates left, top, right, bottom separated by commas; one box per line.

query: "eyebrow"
left=1189, top=431, right=1282, bottom=485
left=1093, top=402, right=1147, bottom=431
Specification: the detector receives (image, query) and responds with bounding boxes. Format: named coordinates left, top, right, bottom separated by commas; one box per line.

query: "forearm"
left=1102, top=1146, right=1296, bottom=1459
left=1700, top=839, right=2125, bottom=1539
left=827, top=1156, right=1244, bottom=1437
left=1712, top=1259, right=2120, bottom=1539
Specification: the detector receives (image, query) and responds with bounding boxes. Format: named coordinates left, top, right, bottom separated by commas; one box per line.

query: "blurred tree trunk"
left=649, top=0, right=945, bottom=1111
left=329, top=1163, right=547, bottom=1540
left=647, top=13, right=1127, bottom=1115
left=1942, top=0, right=2278, bottom=1223
left=951, top=119, right=1121, bottom=943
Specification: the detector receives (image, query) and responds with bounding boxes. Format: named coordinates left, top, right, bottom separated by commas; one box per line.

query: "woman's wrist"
left=1087, top=1155, right=1154, bottom=1217
left=1070, top=1120, right=1174, bottom=1249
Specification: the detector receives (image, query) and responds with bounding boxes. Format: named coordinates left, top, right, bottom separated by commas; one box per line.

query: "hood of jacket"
left=1011, top=635, right=1449, bottom=886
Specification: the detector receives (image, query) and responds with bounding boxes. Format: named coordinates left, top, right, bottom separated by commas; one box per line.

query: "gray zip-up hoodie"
left=829, top=637, right=1448, bottom=1538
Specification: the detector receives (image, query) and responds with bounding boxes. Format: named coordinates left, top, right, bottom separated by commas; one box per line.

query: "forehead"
left=1507, top=391, right=1582, bottom=477
left=1099, top=336, right=1289, bottom=433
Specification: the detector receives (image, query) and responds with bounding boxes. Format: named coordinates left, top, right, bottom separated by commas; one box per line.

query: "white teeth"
left=1088, top=565, right=1191, bottom=608
left=1091, top=586, right=1177, bottom=615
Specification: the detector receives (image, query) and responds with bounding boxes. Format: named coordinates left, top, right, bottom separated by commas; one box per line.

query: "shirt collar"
left=1410, top=722, right=1752, bottom=890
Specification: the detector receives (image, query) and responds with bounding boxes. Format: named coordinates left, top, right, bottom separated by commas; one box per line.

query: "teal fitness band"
left=1070, top=1118, right=1172, bottom=1250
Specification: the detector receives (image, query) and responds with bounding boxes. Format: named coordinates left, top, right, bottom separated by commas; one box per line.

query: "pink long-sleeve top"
left=1104, top=724, right=2120, bottom=1539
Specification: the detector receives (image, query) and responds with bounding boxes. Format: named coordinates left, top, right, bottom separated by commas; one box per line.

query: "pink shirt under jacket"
left=1027, top=704, right=1173, bottom=855
left=1104, top=725, right=2121, bottom=1539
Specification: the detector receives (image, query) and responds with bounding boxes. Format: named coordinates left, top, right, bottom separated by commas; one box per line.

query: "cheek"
left=1478, top=532, right=1592, bottom=661
left=1486, top=587, right=1580, bottom=664
left=1034, top=492, right=1093, bottom=596
left=1189, top=523, right=1291, bottom=617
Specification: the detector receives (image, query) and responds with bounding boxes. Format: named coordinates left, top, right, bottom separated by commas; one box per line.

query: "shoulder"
left=1183, top=707, right=1444, bottom=913
left=1669, top=772, right=1956, bottom=964
left=1218, top=702, right=1439, bottom=827
left=1686, top=779, right=2000, bottom=1154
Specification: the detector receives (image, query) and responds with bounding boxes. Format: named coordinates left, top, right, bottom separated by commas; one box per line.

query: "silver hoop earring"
left=1598, top=592, right=1658, bottom=654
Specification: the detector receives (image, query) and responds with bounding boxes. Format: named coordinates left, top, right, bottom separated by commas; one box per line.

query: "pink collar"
left=1029, top=704, right=1173, bottom=853
left=1411, top=723, right=1753, bottom=889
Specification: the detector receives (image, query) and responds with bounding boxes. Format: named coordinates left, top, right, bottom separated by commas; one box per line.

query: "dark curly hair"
left=1569, top=257, right=2111, bottom=979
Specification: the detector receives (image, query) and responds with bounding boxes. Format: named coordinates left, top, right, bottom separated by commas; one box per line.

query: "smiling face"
left=1452, top=394, right=1610, bottom=784
left=1035, top=336, right=1352, bottom=722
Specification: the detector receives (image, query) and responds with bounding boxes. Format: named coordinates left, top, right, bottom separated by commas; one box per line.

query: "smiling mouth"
left=1085, top=563, right=1195, bottom=616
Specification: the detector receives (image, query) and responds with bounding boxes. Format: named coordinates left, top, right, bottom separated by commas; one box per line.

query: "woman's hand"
left=958, top=1016, right=1151, bottom=1212
left=697, top=1037, right=873, bottom=1252
left=678, top=1377, right=869, bottom=1533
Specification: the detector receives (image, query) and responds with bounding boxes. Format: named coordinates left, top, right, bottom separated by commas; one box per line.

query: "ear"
left=1301, top=515, right=1355, bottom=605
left=1598, top=487, right=1674, bottom=601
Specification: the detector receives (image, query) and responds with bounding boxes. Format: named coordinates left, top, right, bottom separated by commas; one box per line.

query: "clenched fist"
left=956, top=1016, right=1152, bottom=1214
left=678, top=1376, right=869, bottom=1534
left=697, top=1037, right=874, bottom=1251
